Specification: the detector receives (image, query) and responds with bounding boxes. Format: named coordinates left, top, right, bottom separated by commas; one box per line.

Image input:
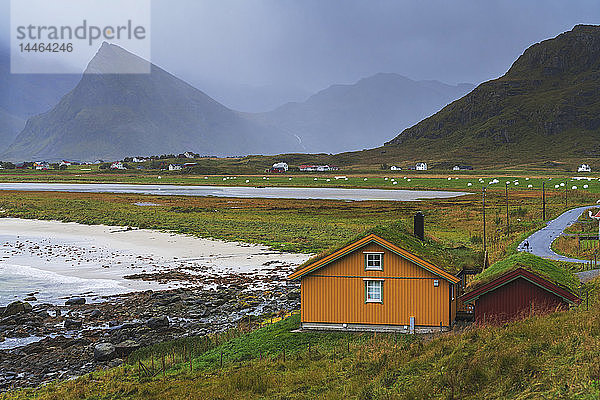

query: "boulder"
left=64, top=319, right=83, bottom=330
left=2, top=301, right=32, bottom=317
left=89, top=309, right=102, bottom=319
left=146, top=316, right=169, bottom=329
left=93, top=342, right=116, bottom=361
left=65, top=297, right=86, bottom=306
left=286, top=290, right=300, bottom=300
left=115, top=340, right=140, bottom=357
left=108, top=358, right=124, bottom=368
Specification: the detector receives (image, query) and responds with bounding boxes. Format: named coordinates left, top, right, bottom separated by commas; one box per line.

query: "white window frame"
left=364, top=279, right=384, bottom=303
left=364, top=252, right=384, bottom=271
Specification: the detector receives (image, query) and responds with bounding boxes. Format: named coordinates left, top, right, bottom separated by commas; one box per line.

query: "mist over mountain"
left=2, top=43, right=302, bottom=162
left=0, top=48, right=79, bottom=152
left=382, top=25, right=600, bottom=164
left=258, top=73, right=474, bottom=153
left=194, top=80, right=312, bottom=113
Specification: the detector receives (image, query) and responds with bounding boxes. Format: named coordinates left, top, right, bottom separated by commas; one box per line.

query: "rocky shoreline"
left=0, top=283, right=300, bottom=391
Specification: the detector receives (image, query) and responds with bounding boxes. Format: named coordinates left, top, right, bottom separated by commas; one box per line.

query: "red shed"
left=461, top=254, right=581, bottom=324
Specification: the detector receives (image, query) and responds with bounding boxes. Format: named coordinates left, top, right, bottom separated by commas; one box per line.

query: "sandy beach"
left=0, top=218, right=311, bottom=305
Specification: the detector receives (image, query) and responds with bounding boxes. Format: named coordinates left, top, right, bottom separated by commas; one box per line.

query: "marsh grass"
left=0, top=188, right=590, bottom=262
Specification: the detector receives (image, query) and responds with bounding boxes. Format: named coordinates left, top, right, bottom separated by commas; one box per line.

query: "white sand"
left=0, top=218, right=311, bottom=303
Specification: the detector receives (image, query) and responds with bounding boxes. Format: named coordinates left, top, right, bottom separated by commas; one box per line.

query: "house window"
left=364, top=252, right=383, bottom=270
left=365, top=280, right=383, bottom=303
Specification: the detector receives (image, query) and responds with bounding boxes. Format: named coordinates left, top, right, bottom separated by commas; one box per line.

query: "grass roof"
left=469, top=252, right=580, bottom=294
left=297, top=221, right=480, bottom=274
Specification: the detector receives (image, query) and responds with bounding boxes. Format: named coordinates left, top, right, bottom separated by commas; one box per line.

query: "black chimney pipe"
left=414, top=212, right=424, bottom=240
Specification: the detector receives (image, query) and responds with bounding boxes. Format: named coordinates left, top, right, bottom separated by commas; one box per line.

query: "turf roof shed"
left=462, top=253, right=581, bottom=323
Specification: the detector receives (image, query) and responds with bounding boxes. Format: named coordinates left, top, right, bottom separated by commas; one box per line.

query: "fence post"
left=283, top=347, right=286, bottom=363
left=162, top=355, right=166, bottom=379
left=220, top=350, right=223, bottom=368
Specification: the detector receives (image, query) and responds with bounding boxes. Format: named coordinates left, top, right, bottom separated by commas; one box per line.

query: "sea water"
left=0, top=232, right=159, bottom=306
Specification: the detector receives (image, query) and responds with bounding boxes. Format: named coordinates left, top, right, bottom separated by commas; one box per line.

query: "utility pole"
left=505, top=182, right=510, bottom=235
left=482, top=186, right=487, bottom=254
left=542, top=181, right=546, bottom=221
left=565, top=181, right=568, bottom=209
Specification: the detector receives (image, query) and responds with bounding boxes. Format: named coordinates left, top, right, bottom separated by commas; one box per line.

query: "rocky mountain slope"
left=383, top=25, right=600, bottom=164
left=2, top=43, right=301, bottom=161
left=0, top=49, right=79, bottom=152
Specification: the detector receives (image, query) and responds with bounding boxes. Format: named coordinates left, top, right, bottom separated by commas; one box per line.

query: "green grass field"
left=2, top=166, right=600, bottom=195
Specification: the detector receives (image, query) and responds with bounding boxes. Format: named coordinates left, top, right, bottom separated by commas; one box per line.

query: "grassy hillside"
left=381, top=25, right=600, bottom=167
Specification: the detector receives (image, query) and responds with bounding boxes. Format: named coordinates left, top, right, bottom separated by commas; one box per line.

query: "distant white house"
left=390, top=166, right=401, bottom=171
left=184, top=152, right=195, bottom=159
left=132, top=157, right=147, bottom=163
left=453, top=165, right=473, bottom=171
left=299, top=164, right=338, bottom=172
left=416, top=162, right=428, bottom=171
left=578, top=163, right=591, bottom=173
left=169, top=164, right=183, bottom=171
left=272, top=162, right=289, bottom=171
left=59, top=160, right=72, bottom=167
left=34, top=161, right=50, bottom=170
left=110, top=162, right=126, bottom=170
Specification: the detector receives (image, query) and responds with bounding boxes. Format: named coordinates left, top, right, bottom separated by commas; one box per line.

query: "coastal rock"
left=93, top=343, right=116, bottom=361
left=108, top=358, right=124, bottom=368
left=146, top=316, right=169, bottom=329
left=89, top=309, right=102, bottom=319
left=64, top=319, right=83, bottom=330
left=286, top=290, right=300, bottom=300
left=115, top=340, right=140, bottom=357
left=65, top=297, right=86, bottom=306
left=3, top=301, right=32, bottom=317
left=23, top=296, right=37, bottom=302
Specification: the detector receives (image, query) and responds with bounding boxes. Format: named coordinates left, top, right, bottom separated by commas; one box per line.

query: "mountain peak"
left=84, top=42, right=151, bottom=74
left=384, top=25, right=600, bottom=164
left=506, top=24, right=600, bottom=78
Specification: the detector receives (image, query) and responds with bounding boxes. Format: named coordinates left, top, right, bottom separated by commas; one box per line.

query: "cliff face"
left=385, top=25, right=600, bottom=160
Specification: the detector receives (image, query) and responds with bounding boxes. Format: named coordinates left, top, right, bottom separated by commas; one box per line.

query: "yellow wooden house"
left=288, top=232, right=462, bottom=333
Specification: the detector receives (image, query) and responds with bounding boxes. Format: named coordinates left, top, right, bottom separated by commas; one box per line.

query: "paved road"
left=518, top=205, right=596, bottom=264
left=517, top=205, right=600, bottom=282
left=576, top=269, right=600, bottom=283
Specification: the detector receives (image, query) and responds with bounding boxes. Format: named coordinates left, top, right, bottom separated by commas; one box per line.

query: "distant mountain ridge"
left=259, top=73, right=474, bottom=153
left=2, top=43, right=302, bottom=161
left=383, top=24, right=600, bottom=164
left=0, top=48, right=79, bottom=152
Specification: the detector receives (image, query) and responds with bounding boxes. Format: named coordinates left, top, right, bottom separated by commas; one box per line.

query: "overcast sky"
left=1, top=1, right=599, bottom=110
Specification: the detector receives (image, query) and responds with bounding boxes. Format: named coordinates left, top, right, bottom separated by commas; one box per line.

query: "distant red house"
left=461, top=267, right=581, bottom=324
